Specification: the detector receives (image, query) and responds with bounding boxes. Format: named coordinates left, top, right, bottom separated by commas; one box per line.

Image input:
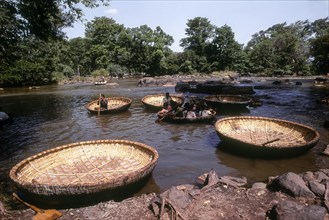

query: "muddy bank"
left=3, top=169, right=329, bottom=220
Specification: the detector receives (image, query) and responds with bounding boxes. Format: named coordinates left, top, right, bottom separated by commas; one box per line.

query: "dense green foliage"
left=0, top=0, right=328, bottom=86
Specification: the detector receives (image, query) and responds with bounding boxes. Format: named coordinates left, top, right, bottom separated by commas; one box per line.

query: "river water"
left=1, top=77, right=329, bottom=207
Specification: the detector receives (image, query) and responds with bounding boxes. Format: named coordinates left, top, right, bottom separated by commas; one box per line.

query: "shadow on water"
left=215, top=146, right=317, bottom=184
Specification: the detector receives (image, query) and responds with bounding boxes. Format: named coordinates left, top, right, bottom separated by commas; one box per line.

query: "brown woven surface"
left=215, top=116, right=320, bottom=149
left=85, top=97, right=132, bottom=114
left=142, top=94, right=184, bottom=110
left=10, top=140, right=158, bottom=196
left=203, top=95, right=251, bottom=104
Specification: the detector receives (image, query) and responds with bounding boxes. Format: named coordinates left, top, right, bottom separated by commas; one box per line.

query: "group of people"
left=159, top=92, right=213, bottom=118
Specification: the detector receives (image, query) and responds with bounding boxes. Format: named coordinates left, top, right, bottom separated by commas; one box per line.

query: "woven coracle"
left=203, top=95, right=251, bottom=108
left=9, top=140, right=158, bottom=196
left=85, top=97, right=132, bottom=114
left=157, top=110, right=216, bottom=123
left=142, top=94, right=184, bottom=111
left=214, top=116, right=320, bottom=157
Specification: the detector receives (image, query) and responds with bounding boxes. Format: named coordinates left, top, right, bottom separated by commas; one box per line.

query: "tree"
left=67, top=37, right=93, bottom=76
left=0, top=0, right=110, bottom=86
left=16, top=0, right=110, bottom=40
left=245, top=22, right=311, bottom=76
left=208, top=25, right=246, bottom=72
left=0, top=1, right=23, bottom=68
left=180, top=17, right=214, bottom=56
left=310, top=32, right=329, bottom=74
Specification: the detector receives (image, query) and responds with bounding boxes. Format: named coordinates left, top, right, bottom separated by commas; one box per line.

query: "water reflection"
left=215, top=147, right=317, bottom=184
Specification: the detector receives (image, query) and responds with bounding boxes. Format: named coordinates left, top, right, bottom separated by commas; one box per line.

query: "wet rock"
left=273, top=200, right=327, bottom=220
left=137, top=77, right=157, bottom=86
left=295, top=81, right=302, bottom=85
left=275, top=172, right=316, bottom=199
left=175, top=81, right=255, bottom=94
left=272, top=80, right=282, bottom=85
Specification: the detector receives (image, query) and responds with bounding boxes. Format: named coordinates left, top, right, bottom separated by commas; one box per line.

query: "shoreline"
left=4, top=169, right=329, bottom=219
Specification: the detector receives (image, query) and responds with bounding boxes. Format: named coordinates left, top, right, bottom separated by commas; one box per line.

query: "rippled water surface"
left=1, top=77, right=329, bottom=207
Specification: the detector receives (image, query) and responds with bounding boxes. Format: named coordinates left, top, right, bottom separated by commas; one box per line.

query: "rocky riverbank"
left=2, top=169, right=329, bottom=220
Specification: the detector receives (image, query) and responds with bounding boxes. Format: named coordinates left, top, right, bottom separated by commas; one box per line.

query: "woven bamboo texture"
left=10, top=140, right=158, bottom=196
left=85, top=97, right=132, bottom=114
left=203, top=95, right=251, bottom=107
left=215, top=116, right=320, bottom=152
left=142, top=94, right=184, bottom=110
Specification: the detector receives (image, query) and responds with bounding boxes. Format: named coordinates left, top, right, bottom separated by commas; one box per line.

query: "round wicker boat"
left=10, top=140, right=158, bottom=197
left=214, top=116, right=320, bottom=157
left=203, top=95, right=252, bottom=108
left=85, top=97, right=132, bottom=114
left=142, top=94, right=184, bottom=111
left=157, top=110, right=216, bottom=123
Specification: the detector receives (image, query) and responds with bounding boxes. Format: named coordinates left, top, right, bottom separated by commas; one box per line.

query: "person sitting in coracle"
left=98, top=94, right=108, bottom=110
left=159, top=92, right=172, bottom=114
left=186, top=99, right=197, bottom=118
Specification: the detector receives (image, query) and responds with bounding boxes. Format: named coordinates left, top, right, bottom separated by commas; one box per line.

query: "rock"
left=161, top=186, right=192, bottom=209
left=252, top=182, right=267, bottom=189
left=204, top=169, right=220, bottom=187
left=322, top=145, right=329, bottom=156
left=220, top=176, right=248, bottom=187
left=273, top=200, right=327, bottom=220
left=272, top=80, right=282, bottom=85
left=295, top=81, right=302, bottom=85
left=314, top=170, right=329, bottom=182
left=308, top=180, right=325, bottom=197
left=301, top=171, right=316, bottom=182
left=137, top=77, right=157, bottom=86
left=175, top=80, right=255, bottom=94
left=275, top=172, right=316, bottom=199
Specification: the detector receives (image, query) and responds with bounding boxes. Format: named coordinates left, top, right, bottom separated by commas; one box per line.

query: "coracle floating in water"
left=9, top=140, right=158, bottom=204
left=141, top=93, right=184, bottom=111
left=203, top=95, right=252, bottom=109
left=157, top=110, right=216, bottom=123
left=214, top=116, right=320, bottom=158
left=85, top=97, right=132, bottom=114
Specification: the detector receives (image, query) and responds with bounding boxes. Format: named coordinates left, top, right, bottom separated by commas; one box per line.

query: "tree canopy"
left=0, top=0, right=328, bottom=87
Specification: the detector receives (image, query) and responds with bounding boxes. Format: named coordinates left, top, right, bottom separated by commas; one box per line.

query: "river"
left=1, top=77, right=329, bottom=207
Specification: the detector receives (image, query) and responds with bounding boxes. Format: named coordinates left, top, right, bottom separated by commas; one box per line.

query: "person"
left=185, top=99, right=197, bottom=118
left=159, top=92, right=173, bottom=114
left=198, top=100, right=209, bottom=116
left=99, top=94, right=108, bottom=110
left=162, top=92, right=172, bottom=109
